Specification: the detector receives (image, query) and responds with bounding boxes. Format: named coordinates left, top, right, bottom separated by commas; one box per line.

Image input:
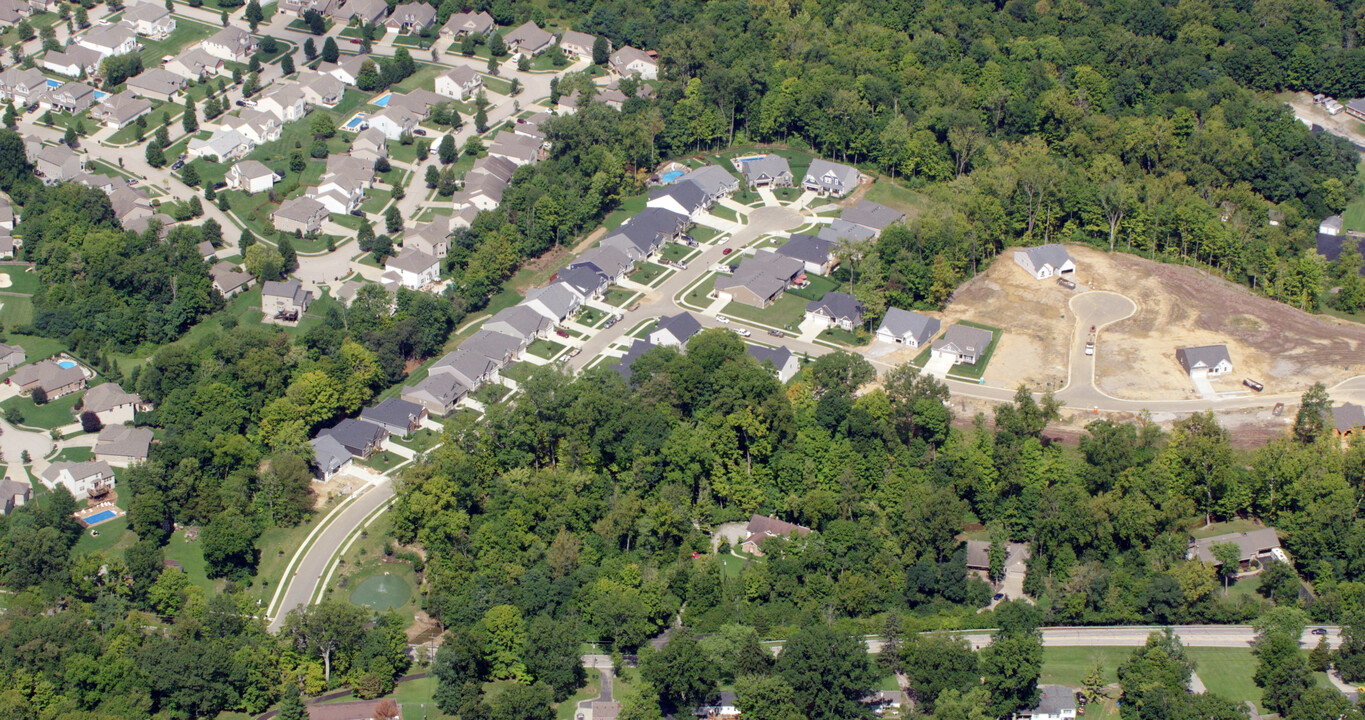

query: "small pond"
left=349, top=572, right=411, bottom=611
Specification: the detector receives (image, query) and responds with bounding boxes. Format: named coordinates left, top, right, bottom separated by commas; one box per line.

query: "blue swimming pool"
left=85, top=510, right=118, bottom=525
left=57, top=360, right=77, bottom=369
left=93, top=90, right=108, bottom=101
left=45, top=79, right=63, bottom=89
left=344, top=114, right=367, bottom=130
left=661, top=170, right=684, bottom=183
left=372, top=93, right=392, bottom=107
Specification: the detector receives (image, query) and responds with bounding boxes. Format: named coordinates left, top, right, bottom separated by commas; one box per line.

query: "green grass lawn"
left=481, top=75, right=513, bottom=95
left=358, top=449, right=403, bottom=471
left=390, top=62, right=444, bottom=94
left=787, top=272, right=840, bottom=301
left=162, top=526, right=222, bottom=595
left=526, top=338, right=565, bottom=360
left=317, top=673, right=450, bottom=717
left=51, top=446, right=93, bottom=463
left=941, top=320, right=1002, bottom=380
left=709, top=204, right=739, bottom=222
left=660, top=243, right=696, bottom=264
left=391, top=426, right=441, bottom=453
left=629, top=261, right=669, bottom=285
left=721, top=290, right=810, bottom=331
left=599, top=193, right=648, bottom=231
left=1185, top=648, right=1262, bottom=711
left=138, top=18, right=219, bottom=70
left=391, top=32, right=436, bottom=49
left=500, top=361, right=535, bottom=384
left=1, top=390, right=83, bottom=430
left=1190, top=518, right=1268, bottom=539
left=0, top=267, right=41, bottom=296
left=601, top=287, right=639, bottom=308
left=0, top=295, right=34, bottom=328
left=683, top=275, right=718, bottom=309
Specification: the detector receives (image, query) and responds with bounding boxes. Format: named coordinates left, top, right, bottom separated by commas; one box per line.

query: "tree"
left=386, top=205, right=403, bottom=233
left=279, top=236, right=298, bottom=272
left=1294, top=382, right=1331, bottom=444
left=463, top=135, right=483, bottom=157
left=474, top=105, right=488, bottom=133
left=182, top=162, right=200, bottom=187
left=182, top=96, right=198, bottom=132
left=30, top=387, right=47, bottom=405
left=304, top=37, right=317, bottom=60
left=425, top=164, right=440, bottom=187
left=523, top=615, right=584, bottom=700
left=321, top=36, right=339, bottom=63
left=592, top=35, right=610, bottom=65
left=79, top=410, right=102, bottom=433
left=281, top=52, right=295, bottom=75
left=438, top=133, right=456, bottom=164
left=483, top=604, right=528, bottom=680
left=245, top=0, right=264, bottom=30
left=146, top=140, right=166, bottom=168
left=1210, top=541, right=1240, bottom=594
left=1117, top=630, right=1191, bottom=716
left=63, top=126, right=77, bottom=148
left=433, top=626, right=489, bottom=713
left=356, top=60, right=381, bottom=91
left=284, top=601, right=368, bottom=687
left=486, top=53, right=499, bottom=74
left=277, top=687, right=307, bottom=720
left=488, top=682, right=554, bottom=720
left=201, top=506, right=261, bottom=579
left=221, top=9, right=229, bottom=25
left=641, top=630, right=718, bottom=713
left=774, top=625, right=875, bottom=720
left=304, top=9, right=326, bottom=34
left=734, top=675, right=799, bottom=720
left=901, top=634, right=977, bottom=713
left=979, top=633, right=1042, bottom=718
left=75, top=5, right=87, bottom=27
left=245, top=243, right=285, bottom=282
left=517, top=54, right=530, bottom=71
left=489, top=32, right=506, bottom=57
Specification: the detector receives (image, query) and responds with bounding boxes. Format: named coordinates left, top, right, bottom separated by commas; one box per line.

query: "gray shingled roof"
left=1334, top=403, right=1365, bottom=433
left=840, top=200, right=903, bottom=230
left=1188, top=528, right=1280, bottom=564
left=1176, top=345, right=1231, bottom=373
left=649, top=181, right=708, bottom=214
left=82, top=383, right=139, bottom=414
left=740, top=155, right=792, bottom=184
left=404, top=372, right=467, bottom=407
left=310, top=434, right=350, bottom=474
left=95, top=425, right=153, bottom=460
left=680, top=165, right=739, bottom=198
left=935, top=324, right=993, bottom=355
left=776, top=234, right=835, bottom=266
left=483, top=305, right=551, bottom=341
left=1032, top=686, right=1077, bottom=716
left=806, top=291, right=862, bottom=323
left=322, top=418, right=387, bottom=455
left=1017, top=243, right=1072, bottom=270
left=361, top=397, right=425, bottom=429
left=817, top=218, right=878, bottom=244
left=524, top=282, right=579, bottom=319
left=652, top=313, right=703, bottom=345
left=877, top=308, right=940, bottom=345
left=746, top=344, right=792, bottom=372
left=556, top=265, right=607, bottom=297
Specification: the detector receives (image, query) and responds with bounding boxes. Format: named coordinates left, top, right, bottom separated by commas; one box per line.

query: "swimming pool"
left=93, top=90, right=108, bottom=101
left=45, top=79, right=63, bottom=90
left=660, top=170, right=684, bottom=183
left=57, top=360, right=77, bottom=369
left=371, top=93, right=392, bottom=107
left=734, top=155, right=766, bottom=165
left=343, top=114, right=367, bottom=130
left=84, top=510, right=118, bottom=525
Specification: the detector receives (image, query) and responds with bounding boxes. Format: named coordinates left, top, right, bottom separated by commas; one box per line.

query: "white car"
left=716, top=316, right=729, bottom=323
left=733, top=328, right=751, bottom=337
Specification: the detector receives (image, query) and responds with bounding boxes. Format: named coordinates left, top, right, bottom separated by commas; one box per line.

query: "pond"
left=349, top=571, right=411, bottom=611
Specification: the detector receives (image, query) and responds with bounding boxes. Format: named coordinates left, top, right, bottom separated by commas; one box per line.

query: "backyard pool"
left=93, top=90, right=108, bottom=101
left=45, top=79, right=63, bottom=90
left=343, top=113, right=368, bottom=130
left=660, top=170, right=684, bottom=183
left=371, top=93, right=392, bottom=107
left=349, top=572, right=411, bottom=611
left=57, top=360, right=77, bottom=369
left=734, top=154, right=766, bottom=166
left=84, top=510, right=118, bottom=526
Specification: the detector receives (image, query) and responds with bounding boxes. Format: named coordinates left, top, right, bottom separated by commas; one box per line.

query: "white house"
left=747, top=345, right=800, bottom=383
left=227, top=160, right=277, bottom=194
left=122, top=2, right=175, bottom=38
left=77, top=26, right=140, bottom=59
left=434, top=65, right=482, bottom=102
left=609, top=45, right=657, bottom=79
left=40, top=460, right=115, bottom=502
left=1176, top=345, right=1233, bottom=379
left=367, top=106, right=419, bottom=140
left=257, top=83, right=307, bottom=123
left=931, top=324, right=993, bottom=365
left=1016, top=686, right=1077, bottom=720
left=305, top=176, right=365, bottom=214
left=201, top=26, right=258, bottom=63
left=384, top=249, right=440, bottom=290
left=220, top=109, right=282, bottom=145
left=1320, top=215, right=1344, bottom=236
left=187, top=128, right=254, bottom=161
left=558, top=30, right=601, bottom=60
left=649, top=313, right=703, bottom=348
left=876, top=308, right=941, bottom=348
left=1013, top=244, right=1076, bottom=280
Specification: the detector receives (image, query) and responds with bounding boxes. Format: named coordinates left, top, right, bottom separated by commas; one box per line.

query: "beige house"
left=227, top=160, right=277, bottom=194
left=262, top=279, right=314, bottom=323
left=272, top=196, right=328, bottom=235
left=80, top=383, right=142, bottom=425
left=558, top=30, right=602, bottom=60
left=434, top=65, right=482, bottom=102
left=94, top=425, right=154, bottom=467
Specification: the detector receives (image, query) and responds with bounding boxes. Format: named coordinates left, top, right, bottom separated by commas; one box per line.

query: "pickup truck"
left=1084, top=341, right=1094, bottom=356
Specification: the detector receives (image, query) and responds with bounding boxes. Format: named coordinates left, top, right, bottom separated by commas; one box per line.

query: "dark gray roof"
left=571, top=246, right=632, bottom=277
left=322, top=418, right=387, bottom=455
left=653, top=313, right=703, bottom=345
left=936, top=324, right=993, bottom=355
left=1032, top=686, right=1076, bottom=716
left=1332, top=403, right=1365, bottom=433
left=617, top=207, right=687, bottom=245
left=817, top=218, right=878, bottom=244
left=1017, top=243, right=1072, bottom=270
left=613, top=339, right=656, bottom=380
left=680, top=166, right=739, bottom=198
left=262, top=279, right=310, bottom=304
left=556, top=265, right=608, bottom=296
left=776, top=234, right=835, bottom=266
left=1188, top=528, right=1280, bottom=564
left=746, top=344, right=792, bottom=371
left=404, top=372, right=467, bottom=406
left=430, top=349, right=499, bottom=388
left=361, top=398, right=425, bottom=429
left=806, top=291, right=863, bottom=323
left=1175, top=345, right=1231, bottom=373
left=877, top=307, right=940, bottom=345
left=483, top=305, right=551, bottom=340
left=740, top=155, right=792, bottom=184
left=1316, top=234, right=1365, bottom=276
left=461, top=330, right=521, bottom=364
left=309, top=434, right=350, bottom=474
left=840, top=200, right=903, bottom=230
left=714, top=252, right=805, bottom=301
left=0, top=477, right=29, bottom=506
left=649, top=180, right=708, bottom=214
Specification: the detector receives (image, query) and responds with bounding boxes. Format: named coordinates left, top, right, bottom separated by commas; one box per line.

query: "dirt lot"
left=1084, top=247, right=1365, bottom=399
left=1281, top=91, right=1365, bottom=149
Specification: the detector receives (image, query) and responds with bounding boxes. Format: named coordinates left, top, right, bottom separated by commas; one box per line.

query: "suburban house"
left=201, top=26, right=259, bottom=63
left=931, top=324, right=993, bottom=365
left=209, top=262, right=253, bottom=298
left=300, top=72, right=345, bottom=108
left=558, top=30, right=601, bottom=60
left=360, top=398, right=427, bottom=438
left=0, top=67, right=48, bottom=105
left=646, top=180, right=709, bottom=220
left=841, top=200, right=904, bottom=234
left=1320, top=215, right=1345, bottom=236
left=124, top=68, right=188, bottom=102
left=876, top=308, right=941, bottom=347
left=43, top=46, right=104, bottom=78
left=740, top=514, right=811, bottom=557
left=367, top=106, right=420, bottom=140
left=680, top=165, right=740, bottom=203
left=309, top=434, right=352, bottom=481
left=94, top=425, right=154, bottom=467
left=261, top=279, right=314, bottom=322
left=384, top=249, right=441, bottom=290
left=304, top=700, right=404, bottom=720
left=77, top=26, right=140, bottom=58
left=802, top=159, right=861, bottom=196
left=804, top=291, right=863, bottom=331
left=350, top=128, right=388, bottom=162
left=40, top=460, right=115, bottom=501
left=306, top=175, right=366, bottom=214
left=739, top=154, right=792, bottom=188
left=440, top=9, right=495, bottom=37
left=522, top=282, right=581, bottom=324
left=612, top=339, right=657, bottom=382
left=505, top=21, right=555, bottom=56
left=775, top=234, right=837, bottom=275
left=40, top=82, right=96, bottom=114
left=387, top=89, right=443, bottom=118
left=91, top=91, right=152, bottom=129
left=466, top=326, right=529, bottom=361
left=226, top=160, right=278, bottom=194
left=610, top=207, right=688, bottom=253
left=333, top=0, right=388, bottom=22
left=1175, top=345, right=1233, bottom=378
left=1016, top=686, right=1077, bottom=720
left=488, top=131, right=544, bottom=166
left=0, top=0, right=29, bottom=23
left=165, top=47, right=226, bottom=81
left=319, top=55, right=370, bottom=86
left=609, top=45, right=658, bottom=79
left=1187, top=528, right=1282, bottom=571
left=10, top=359, right=86, bottom=398
left=406, top=217, right=450, bottom=257
left=0, top=343, right=26, bottom=372
left=0, top=478, right=31, bottom=515
left=570, top=246, right=633, bottom=283
left=964, top=540, right=994, bottom=571
left=555, top=265, right=609, bottom=300
left=34, top=144, right=86, bottom=183
left=272, top=196, right=329, bottom=235
left=218, top=107, right=282, bottom=144
left=122, top=2, right=175, bottom=38
left=1013, top=244, right=1076, bottom=280
left=402, top=372, right=468, bottom=415
left=384, top=2, right=436, bottom=32
left=187, top=128, right=254, bottom=161
left=280, top=0, right=336, bottom=17
left=1334, top=403, right=1365, bottom=439
left=649, top=313, right=703, bottom=348
left=817, top=218, right=877, bottom=244
left=747, top=345, right=799, bottom=383
left=258, top=83, right=308, bottom=123
left=713, top=251, right=806, bottom=308
left=483, top=305, right=552, bottom=344
left=428, top=346, right=503, bottom=390
left=81, top=382, right=142, bottom=425
left=434, top=65, right=482, bottom=101
left=321, top=418, right=388, bottom=460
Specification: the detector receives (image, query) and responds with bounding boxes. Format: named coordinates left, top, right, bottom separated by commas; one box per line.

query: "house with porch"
left=876, top=308, right=940, bottom=347
left=804, top=291, right=863, bottom=331
left=930, top=324, right=993, bottom=365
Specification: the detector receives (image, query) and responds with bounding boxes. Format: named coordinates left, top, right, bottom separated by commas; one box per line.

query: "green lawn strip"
left=861, top=176, right=933, bottom=218
left=0, top=267, right=42, bottom=296
left=390, top=427, right=441, bottom=453
left=600, top=287, right=640, bottom=308
left=681, top=274, right=718, bottom=310
left=1190, top=518, right=1268, bottom=539
left=1, top=391, right=83, bottom=430
left=391, top=32, right=435, bottom=49
left=818, top=326, right=871, bottom=346
left=138, top=18, right=220, bottom=69
left=1185, top=648, right=1262, bottom=710
left=526, top=338, right=565, bottom=360
left=358, top=449, right=404, bottom=471
left=628, top=261, right=669, bottom=285
left=598, top=192, right=647, bottom=231
left=480, top=75, right=512, bottom=95
left=939, top=319, right=1002, bottom=381
left=786, top=272, right=839, bottom=301
left=721, top=291, right=810, bottom=331
left=709, top=204, right=739, bottom=222
left=660, top=243, right=694, bottom=263
left=51, top=446, right=94, bottom=463
left=471, top=383, right=510, bottom=404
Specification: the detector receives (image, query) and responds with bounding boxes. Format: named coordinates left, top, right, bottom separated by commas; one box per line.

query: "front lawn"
left=0, top=267, right=42, bottom=295
left=1, top=389, right=84, bottom=430
left=600, top=286, right=639, bottom=308
left=138, top=18, right=219, bottom=69
left=721, top=291, right=809, bottom=331
left=526, top=338, right=565, bottom=360
left=629, top=262, right=669, bottom=285
left=358, top=449, right=403, bottom=471
left=660, top=243, right=696, bottom=264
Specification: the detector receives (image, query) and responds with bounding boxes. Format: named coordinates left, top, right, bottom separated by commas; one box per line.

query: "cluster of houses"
left=308, top=396, right=428, bottom=481
left=447, top=114, right=550, bottom=226
left=20, top=135, right=174, bottom=234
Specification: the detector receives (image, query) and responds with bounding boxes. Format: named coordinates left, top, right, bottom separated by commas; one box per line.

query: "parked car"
left=1243, top=378, right=1264, bottom=392
left=722, top=248, right=733, bottom=255
left=1057, top=277, right=1076, bottom=289
left=1084, top=342, right=1094, bottom=356
left=716, top=316, right=729, bottom=323
left=767, top=329, right=784, bottom=337
left=127, top=178, right=139, bottom=185
left=349, top=38, right=362, bottom=44
left=179, top=153, right=187, bottom=161
left=1273, top=402, right=1285, bottom=416
left=733, top=328, right=751, bottom=337
left=349, top=209, right=365, bottom=217
left=213, top=181, right=227, bottom=190
left=413, top=129, right=427, bottom=136
left=674, top=261, right=687, bottom=270
left=235, top=100, right=245, bottom=107
left=555, top=329, right=569, bottom=338
left=170, top=160, right=184, bottom=170
left=241, top=99, right=256, bottom=107
left=1312, top=628, right=1328, bottom=635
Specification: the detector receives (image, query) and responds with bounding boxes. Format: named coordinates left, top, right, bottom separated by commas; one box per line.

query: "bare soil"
left=1281, top=91, right=1365, bottom=147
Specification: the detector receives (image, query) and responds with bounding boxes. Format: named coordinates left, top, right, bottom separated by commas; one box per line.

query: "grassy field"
left=391, top=62, right=445, bottom=94
left=0, top=266, right=41, bottom=295
left=138, top=18, right=219, bottom=69
left=1, top=389, right=83, bottom=430
left=721, top=290, right=811, bottom=331
left=1190, top=518, right=1268, bottom=539
left=862, top=178, right=932, bottom=218
left=1185, top=649, right=1262, bottom=711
